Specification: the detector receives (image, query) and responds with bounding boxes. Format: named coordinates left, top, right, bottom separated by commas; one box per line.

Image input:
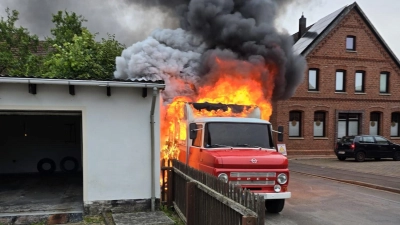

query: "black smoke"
left=115, top=0, right=307, bottom=102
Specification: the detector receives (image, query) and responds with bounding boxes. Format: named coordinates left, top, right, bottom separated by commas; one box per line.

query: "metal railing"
left=161, top=159, right=265, bottom=225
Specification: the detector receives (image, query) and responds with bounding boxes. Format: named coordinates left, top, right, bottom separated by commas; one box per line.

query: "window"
left=355, top=71, right=365, bottom=92
left=346, top=36, right=356, bottom=50
left=369, top=112, right=380, bottom=135
left=314, top=111, right=325, bottom=137
left=380, top=72, right=389, bottom=93
left=337, top=113, right=360, bottom=139
left=335, top=70, right=346, bottom=92
left=360, top=136, right=375, bottom=143
left=375, top=136, right=389, bottom=145
left=192, top=124, right=203, bottom=147
left=203, top=123, right=271, bottom=148
left=390, top=112, right=400, bottom=137
left=289, top=111, right=302, bottom=137
left=308, top=69, right=319, bottom=91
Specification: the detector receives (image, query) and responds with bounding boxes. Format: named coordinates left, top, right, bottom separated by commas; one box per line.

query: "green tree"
left=46, top=10, right=86, bottom=47
left=43, top=28, right=125, bottom=79
left=0, top=8, right=42, bottom=76
left=43, top=11, right=125, bottom=80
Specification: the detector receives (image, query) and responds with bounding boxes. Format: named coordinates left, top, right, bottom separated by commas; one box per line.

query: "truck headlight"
left=218, top=173, right=229, bottom=183
left=277, top=173, right=287, bottom=184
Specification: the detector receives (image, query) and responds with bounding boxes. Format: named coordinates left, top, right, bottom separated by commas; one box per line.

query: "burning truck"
left=162, top=100, right=289, bottom=213
left=114, top=0, right=307, bottom=214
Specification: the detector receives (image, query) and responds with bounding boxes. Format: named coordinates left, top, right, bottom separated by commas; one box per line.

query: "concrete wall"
left=273, top=8, right=400, bottom=155
left=0, top=83, right=162, bottom=202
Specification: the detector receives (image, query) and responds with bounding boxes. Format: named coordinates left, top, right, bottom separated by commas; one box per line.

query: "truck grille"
left=231, top=180, right=275, bottom=186
left=230, top=172, right=276, bottom=177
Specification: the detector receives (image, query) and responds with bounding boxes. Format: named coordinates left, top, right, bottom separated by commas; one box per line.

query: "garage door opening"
left=0, top=111, right=83, bottom=217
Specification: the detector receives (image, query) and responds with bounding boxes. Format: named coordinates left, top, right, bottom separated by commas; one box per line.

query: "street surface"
left=265, top=172, right=400, bottom=225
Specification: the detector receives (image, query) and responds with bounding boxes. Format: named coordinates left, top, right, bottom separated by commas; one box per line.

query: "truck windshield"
left=204, top=122, right=271, bottom=148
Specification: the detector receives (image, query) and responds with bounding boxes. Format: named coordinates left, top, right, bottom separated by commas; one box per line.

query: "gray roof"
left=293, top=2, right=400, bottom=68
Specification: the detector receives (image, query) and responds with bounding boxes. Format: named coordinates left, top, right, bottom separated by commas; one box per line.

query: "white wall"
left=0, top=83, right=161, bottom=202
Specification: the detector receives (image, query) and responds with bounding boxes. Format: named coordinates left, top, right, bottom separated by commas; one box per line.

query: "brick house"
left=271, top=2, right=400, bottom=156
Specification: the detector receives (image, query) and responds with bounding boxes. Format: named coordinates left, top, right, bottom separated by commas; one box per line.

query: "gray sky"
left=0, top=0, right=399, bottom=57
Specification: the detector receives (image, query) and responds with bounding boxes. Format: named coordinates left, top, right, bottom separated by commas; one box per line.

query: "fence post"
left=167, top=161, right=174, bottom=207
left=186, top=181, right=196, bottom=225
left=242, top=216, right=256, bottom=225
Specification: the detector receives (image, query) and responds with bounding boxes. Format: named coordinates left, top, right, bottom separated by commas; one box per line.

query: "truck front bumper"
left=257, top=192, right=291, bottom=200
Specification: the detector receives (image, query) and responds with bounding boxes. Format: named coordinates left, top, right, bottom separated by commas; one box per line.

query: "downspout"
left=150, top=87, right=158, bottom=212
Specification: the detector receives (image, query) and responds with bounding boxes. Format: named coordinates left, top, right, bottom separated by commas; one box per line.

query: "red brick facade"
left=272, top=7, right=400, bottom=155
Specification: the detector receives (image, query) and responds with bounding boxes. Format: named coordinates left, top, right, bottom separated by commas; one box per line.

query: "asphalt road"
left=264, top=171, right=400, bottom=225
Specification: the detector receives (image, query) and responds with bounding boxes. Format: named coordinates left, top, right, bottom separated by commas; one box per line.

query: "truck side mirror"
left=277, top=126, right=284, bottom=142
left=189, top=123, right=197, bottom=139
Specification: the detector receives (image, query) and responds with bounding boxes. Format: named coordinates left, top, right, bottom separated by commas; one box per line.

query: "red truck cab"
left=178, top=103, right=290, bottom=213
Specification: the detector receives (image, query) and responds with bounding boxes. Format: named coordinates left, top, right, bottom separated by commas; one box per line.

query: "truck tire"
left=355, top=151, right=366, bottom=162
left=37, top=158, right=56, bottom=174
left=337, top=156, right=346, bottom=161
left=60, top=156, right=79, bottom=173
left=265, top=199, right=285, bottom=213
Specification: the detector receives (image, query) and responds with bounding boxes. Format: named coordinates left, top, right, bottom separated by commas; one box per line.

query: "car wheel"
left=355, top=151, right=366, bottom=162
left=393, top=151, right=400, bottom=161
left=265, top=199, right=285, bottom=213
left=374, top=158, right=381, bottom=161
left=337, top=156, right=346, bottom=161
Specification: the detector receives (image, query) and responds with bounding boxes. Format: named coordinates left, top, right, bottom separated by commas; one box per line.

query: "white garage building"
left=0, top=76, right=165, bottom=215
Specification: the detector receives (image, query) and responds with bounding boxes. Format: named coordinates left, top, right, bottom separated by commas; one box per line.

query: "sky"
left=0, top=0, right=399, bottom=57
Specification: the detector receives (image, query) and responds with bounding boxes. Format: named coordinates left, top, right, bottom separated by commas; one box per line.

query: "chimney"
left=298, top=14, right=306, bottom=39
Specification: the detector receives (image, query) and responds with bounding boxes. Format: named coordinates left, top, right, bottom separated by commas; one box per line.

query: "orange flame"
left=160, top=58, right=277, bottom=160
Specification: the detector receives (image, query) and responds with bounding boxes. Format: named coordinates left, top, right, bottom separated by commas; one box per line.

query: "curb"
left=292, top=170, right=400, bottom=195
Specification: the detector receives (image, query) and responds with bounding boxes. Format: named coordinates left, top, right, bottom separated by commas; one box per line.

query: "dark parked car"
left=334, top=135, right=400, bottom=162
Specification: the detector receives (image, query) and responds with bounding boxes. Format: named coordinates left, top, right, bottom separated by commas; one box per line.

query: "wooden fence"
left=161, top=159, right=265, bottom=225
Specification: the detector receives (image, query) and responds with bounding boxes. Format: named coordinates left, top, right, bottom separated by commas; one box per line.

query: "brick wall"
left=273, top=9, right=400, bottom=155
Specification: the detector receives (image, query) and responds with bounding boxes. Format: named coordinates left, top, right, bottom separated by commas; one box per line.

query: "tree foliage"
left=42, top=10, right=125, bottom=80
left=0, top=8, right=42, bottom=76
left=43, top=29, right=125, bottom=79
left=1, top=8, right=125, bottom=80
left=47, top=11, right=86, bottom=47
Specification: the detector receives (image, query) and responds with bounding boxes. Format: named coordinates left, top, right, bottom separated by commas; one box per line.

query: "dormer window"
left=346, top=36, right=356, bottom=51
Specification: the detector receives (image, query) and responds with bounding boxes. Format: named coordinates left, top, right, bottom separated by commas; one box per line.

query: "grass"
left=161, top=205, right=185, bottom=225
left=83, top=215, right=105, bottom=224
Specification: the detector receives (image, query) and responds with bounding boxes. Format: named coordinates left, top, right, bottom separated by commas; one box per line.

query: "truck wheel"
left=393, top=151, right=400, bottom=161
left=355, top=151, right=366, bottom=162
left=265, top=199, right=285, bottom=213
left=337, top=156, right=346, bottom=161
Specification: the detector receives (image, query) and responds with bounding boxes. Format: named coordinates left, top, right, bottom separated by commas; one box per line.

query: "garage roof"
left=0, top=75, right=165, bottom=89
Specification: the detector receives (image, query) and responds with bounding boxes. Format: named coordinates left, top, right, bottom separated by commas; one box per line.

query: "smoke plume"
left=115, top=0, right=307, bottom=103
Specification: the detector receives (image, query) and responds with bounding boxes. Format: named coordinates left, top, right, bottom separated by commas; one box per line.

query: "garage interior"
left=0, top=111, right=83, bottom=217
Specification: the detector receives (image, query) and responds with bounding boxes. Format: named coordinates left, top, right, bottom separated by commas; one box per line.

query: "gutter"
left=0, top=77, right=165, bottom=88
left=150, top=87, right=158, bottom=211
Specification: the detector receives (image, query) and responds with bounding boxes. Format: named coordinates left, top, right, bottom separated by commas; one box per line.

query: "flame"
left=160, top=58, right=278, bottom=160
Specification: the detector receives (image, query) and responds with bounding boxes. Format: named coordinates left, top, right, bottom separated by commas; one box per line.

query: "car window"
left=341, top=137, right=354, bottom=143
left=360, top=136, right=375, bottom=143
left=375, top=136, right=389, bottom=145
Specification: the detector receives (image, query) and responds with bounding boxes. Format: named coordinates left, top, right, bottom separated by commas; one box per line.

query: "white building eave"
left=0, top=77, right=165, bottom=89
